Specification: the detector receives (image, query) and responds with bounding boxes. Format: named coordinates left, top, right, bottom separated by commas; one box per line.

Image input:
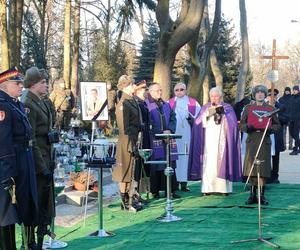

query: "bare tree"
left=188, top=0, right=221, bottom=102
left=210, top=49, right=223, bottom=89
left=154, top=0, right=204, bottom=99
left=15, top=0, right=24, bottom=66
left=71, top=0, right=81, bottom=97
left=63, top=0, right=71, bottom=89
left=235, top=0, right=249, bottom=102
left=8, top=0, right=24, bottom=67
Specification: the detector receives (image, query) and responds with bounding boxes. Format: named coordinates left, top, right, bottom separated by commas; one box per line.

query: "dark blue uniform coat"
left=0, top=90, right=38, bottom=226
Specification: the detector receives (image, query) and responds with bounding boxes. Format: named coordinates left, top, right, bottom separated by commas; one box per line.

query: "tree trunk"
left=153, top=49, right=175, bottom=99
left=187, top=35, right=201, bottom=101
left=9, top=0, right=16, bottom=66
left=63, top=0, right=71, bottom=89
left=202, top=74, right=209, bottom=104
left=188, top=0, right=221, bottom=101
left=71, top=0, right=80, bottom=98
left=210, top=49, right=223, bottom=90
left=104, top=0, right=111, bottom=61
left=0, top=0, right=9, bottom=69
left=154, top=0, right=204, bottom=100
left=15, top=0, right=23, bottom=67
left=32, top=0, right=47, bottom=68
left=236, top=0, right=250, bottom=102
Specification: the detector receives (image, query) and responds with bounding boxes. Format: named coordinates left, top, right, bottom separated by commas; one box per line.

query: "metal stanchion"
left=88, top=160, right=115, bottom=237
left=139, top=133, right=183, bottom=223
left=231, top=117, right=280, bottom=248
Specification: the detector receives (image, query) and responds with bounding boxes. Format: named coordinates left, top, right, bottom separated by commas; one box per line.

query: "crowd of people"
left=1, top=65, right=300, bottom=249
left=111, top=75, right=300, bottom=213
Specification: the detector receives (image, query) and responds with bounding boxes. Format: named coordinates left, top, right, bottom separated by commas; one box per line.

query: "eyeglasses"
left=175, top=88, right=185, bottom=92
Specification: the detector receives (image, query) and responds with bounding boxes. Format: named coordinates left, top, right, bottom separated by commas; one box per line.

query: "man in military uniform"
left=239, top=85, right=281, bottom=205
left=112, top=75, right=143, bottom=212
left=0, top=67, right=38, bottom=250
left=49, top=78, right=74, bottom=131
left=22, top=67, right=56, bottom=249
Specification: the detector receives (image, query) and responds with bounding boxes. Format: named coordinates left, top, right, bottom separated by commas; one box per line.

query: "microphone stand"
left=231, top=116, right=280, bottom=248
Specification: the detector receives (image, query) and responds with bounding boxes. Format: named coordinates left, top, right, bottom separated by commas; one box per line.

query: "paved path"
left=278, top=149, right=300, bottom=184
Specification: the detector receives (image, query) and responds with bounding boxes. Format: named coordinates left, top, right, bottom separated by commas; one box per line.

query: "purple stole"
left=169, top=96, right=197, bottom=116
left=145, top=98, right=178, bottom=161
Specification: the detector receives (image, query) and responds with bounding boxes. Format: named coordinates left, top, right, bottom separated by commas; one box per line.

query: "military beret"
left=0, top=67, right=23, bottom=84
left=252, top=84, right=268, bottom=98
left=117, top=75, right=134, bottom=90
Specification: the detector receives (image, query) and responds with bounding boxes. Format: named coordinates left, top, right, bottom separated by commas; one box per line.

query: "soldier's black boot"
left=36, top=224, right=53, bottom=250
left=36, top=236, right=44, bottom=250
left=0, top=225, right=17, bottom=250
left=181, top=182, right=190, bottom=192
left=260, top=186, right=269, bottom=205
left=20, top=226, right=37, bottom=250
left=245, top=186, right=258, bottom=204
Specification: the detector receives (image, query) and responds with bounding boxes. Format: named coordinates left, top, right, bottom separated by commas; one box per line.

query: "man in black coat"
left=0, top=68, right=38, bottom=250
left=278, top=87, right=293, bottom=150
left=289, top=85, right=300, bottom=155
left=133, top=81, right=151, bottom=198
left=266, top=89, right=287, bottom=184
left=145, top=83, right=179, bottom=199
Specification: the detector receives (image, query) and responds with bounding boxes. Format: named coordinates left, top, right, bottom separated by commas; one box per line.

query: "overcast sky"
left=222, top=0, right=300, bottom=47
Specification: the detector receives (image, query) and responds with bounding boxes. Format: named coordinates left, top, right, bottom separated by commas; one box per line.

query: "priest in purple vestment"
left=188, top=87, right=242, bottom=195
left=145, top=83, right=180, bottom=199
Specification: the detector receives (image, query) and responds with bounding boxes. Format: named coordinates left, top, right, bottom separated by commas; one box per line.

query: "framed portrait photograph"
left=80, top=81, right=108, bottom=121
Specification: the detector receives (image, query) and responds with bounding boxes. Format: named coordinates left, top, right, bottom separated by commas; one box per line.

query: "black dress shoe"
left=181, top=187, right=190, bottom=192
left=289, top=150, right=298, bottom=155
left=273, top=179, right=280, bottom=184
left=172, top=192, right=181, bottom=199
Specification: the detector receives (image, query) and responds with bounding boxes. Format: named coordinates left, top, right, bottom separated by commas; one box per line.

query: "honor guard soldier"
left=0, top=67, right=39, bottom=250
left=240, top=85, right=281, bottom=205
left=22, top=67, right=56, bottom=249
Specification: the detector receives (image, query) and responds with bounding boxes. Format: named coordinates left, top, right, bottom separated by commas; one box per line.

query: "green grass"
left=16, top=182, right=300, bottom=249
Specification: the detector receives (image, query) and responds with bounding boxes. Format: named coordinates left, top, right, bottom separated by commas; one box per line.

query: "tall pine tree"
left=133, top=20, right=160, bottom=82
